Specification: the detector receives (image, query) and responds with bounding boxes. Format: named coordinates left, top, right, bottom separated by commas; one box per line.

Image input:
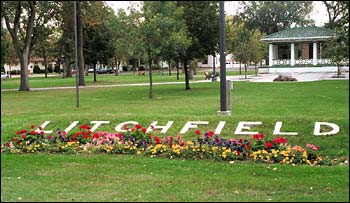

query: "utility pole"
left=219, top=1, right=227, bottom=112
left=74, top=1, right=80, bottom=107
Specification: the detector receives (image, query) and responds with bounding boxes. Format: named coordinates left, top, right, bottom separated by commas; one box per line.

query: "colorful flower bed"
left=1, top=124, right=337, bottom=166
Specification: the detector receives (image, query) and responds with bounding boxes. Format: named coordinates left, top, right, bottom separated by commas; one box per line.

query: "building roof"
left=260, top=27, right=335, bottom=43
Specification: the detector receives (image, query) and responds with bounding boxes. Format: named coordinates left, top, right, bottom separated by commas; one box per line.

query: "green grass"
left=1, top=78, right=349, bottom=202
left=0, top=70, right=255, bottom=89
left=1, top=154, right=349, bottom=202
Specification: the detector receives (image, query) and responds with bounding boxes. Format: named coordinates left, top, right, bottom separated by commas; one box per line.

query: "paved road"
left=2, top=72, right=348, bottom=92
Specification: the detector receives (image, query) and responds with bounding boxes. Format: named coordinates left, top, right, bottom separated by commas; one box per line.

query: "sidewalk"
left=2, top=72, right=348, bottom=92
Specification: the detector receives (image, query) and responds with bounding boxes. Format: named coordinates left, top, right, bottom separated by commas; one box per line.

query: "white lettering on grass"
left=273, top=121, right=298, bottom=135
left=146, top=121, right=174, bottom=134
left=63, top=121, right=79, bottom=133
left=234, top=121, right=262, bottom=135
left=90, top=121, right=110, bottom=132
left=214, top=121, right=226, bottom=135
left=115, top=121, right=139, bottom=133
left=180, top=121, right=209, bottom=134
left=314, top=122, right=340, bottom=136
left=35, top=121, right=53, bottom=134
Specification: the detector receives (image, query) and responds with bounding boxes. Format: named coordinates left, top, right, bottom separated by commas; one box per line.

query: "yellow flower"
left=136, top=151, right=141, bottom=155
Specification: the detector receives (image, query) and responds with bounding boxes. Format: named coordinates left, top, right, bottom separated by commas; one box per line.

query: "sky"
left=105, top=1, right=329, bottom=26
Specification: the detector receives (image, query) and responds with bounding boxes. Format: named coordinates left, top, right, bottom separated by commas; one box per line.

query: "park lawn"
left=0, top=70, right=255, bottom=90
left=1, top=80, right=348, bottom=157
left=1, top=154, right=349, bottom=202
left=1, top=80, right=349, bottom=202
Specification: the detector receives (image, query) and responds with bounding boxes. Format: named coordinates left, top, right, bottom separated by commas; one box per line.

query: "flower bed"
left=1, top=124, right=336, bottom=166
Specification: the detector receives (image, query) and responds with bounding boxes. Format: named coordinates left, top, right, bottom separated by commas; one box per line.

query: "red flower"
left=40, top=131, right=44, bottom=135
left=180, top=141, right=185, bottom=147
left=141, top=127, right=147, bottom=134
left=47, top=135, right=52, bottom=139
left=208, top=131, right=214, bottom=137
left=92, top=133, right=100, bottom=139
left=30, top=130, right=36, bottom=135
left=272, top=136, right=288, bottom=144
left=75, top=132, right=81, bottom=137
left=236, top=151, right=241, bottom=156
left=88, top=130, right=92, bottom=135
left=136, top=124, right=142, bottom=129
left=150, top=125, right=154, bottom=129
left=195, top=129, right=201, bottom=135
left=30, top=124, right=35, bottom=129
left=83, top=135, right=89, bottom=139
left=253, top=133, right=265, bottom=141
left=264, top=141, right=273, bottom=148
left=22, top=134, right=27, bottom=139
left=62, top=131, right=67, bottom=136
left=16, top=131, right=21, bottom=135
left=154, top=136, right=161, bottom=144
left=123, top=124, right=129, bottom=130
left=39, top=126, right=43, bottom=130
left=71, top=140, right=77, bottom=142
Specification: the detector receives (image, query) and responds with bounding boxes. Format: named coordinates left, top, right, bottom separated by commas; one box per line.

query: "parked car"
left=88, top=68, right=94, bottom=73
left=97, top=68, right=113, bottom=74
left=1, top=72, right=9, bottom=79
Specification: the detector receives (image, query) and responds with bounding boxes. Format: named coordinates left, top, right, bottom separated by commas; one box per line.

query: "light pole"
left=74, top=1, right=80, bottom=108
left=219, top=1, right=227, bottom=112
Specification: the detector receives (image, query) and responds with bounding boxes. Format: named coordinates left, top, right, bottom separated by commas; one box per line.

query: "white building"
left=197, top=53, right=235, bottom=69
left=4, top=57, right=62, bottom=74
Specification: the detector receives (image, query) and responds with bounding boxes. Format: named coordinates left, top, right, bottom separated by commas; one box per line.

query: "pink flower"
left=306, top=144, right=319, bottom=151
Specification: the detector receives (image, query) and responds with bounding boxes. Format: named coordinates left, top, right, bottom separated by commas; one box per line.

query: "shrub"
left=122, top=66, right=128, bottom=71
left=48, top=65, right=53, bottom=73
left=33, top=65, right=41, bottom=73
left=10, top=70, right=21, bottom=75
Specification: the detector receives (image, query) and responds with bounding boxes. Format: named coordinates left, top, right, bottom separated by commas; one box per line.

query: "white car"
left=1, top=72, right=9, bottom=79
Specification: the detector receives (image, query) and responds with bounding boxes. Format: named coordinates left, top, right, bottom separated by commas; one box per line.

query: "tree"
left=323, top=1, right=348, bottom=29
left=2, top=1, right=59, bottom=90
left=226, top=15, right=245, bottom=74
left=323, top=1, right=349, bottom=77
left=176, top=1, right=219, bottom=90
left=1, top=24, right=10, bottom=73
left=4, top=32, right=19, bottom=78
left=239, top=1, right=314, bottom=35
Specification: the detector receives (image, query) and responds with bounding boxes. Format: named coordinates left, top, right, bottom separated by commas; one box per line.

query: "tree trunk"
left=337, top=64, right=340, bottom=78
left=93, top=63, right=97, bottom=82
left=168, top=60, right=171, bottom=76
left=245, top=64, right=247, bottom=79
left=114, top=56, right=119, bottom=76
left=77, top=1, right=85, bottom=86
left=149, top=59, right=153, bottom=99
left=176, top=62, right=179, bottom=80
left=3, top=1, right=36, bottom=91
left=19, top=54, right=30, bottom=91
left=43, top=49, right=48, bottom=78
left=255, top=64, right=257, bottom=76
left=85, top=64, right=89, bottom=76
left=239, top=62, right=242, bottom=75
left=65, top=57, right=72, bottom=77
left=161, top=60, right=164, bottom=75
left=183, top=60, right=190, bottom=90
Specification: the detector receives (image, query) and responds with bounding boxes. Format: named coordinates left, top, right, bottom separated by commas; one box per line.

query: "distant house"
left=260, top=26, right=337, bottom=73
left=4, top=57, right=62, bottom=74
left=197, top=53, right=236, bottom=69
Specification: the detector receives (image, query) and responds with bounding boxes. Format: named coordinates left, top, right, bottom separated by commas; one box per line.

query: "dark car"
left=97, top=68, right=114, bottom=74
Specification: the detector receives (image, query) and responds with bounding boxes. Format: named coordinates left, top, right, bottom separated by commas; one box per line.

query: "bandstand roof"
left=260, top=27, right=335, bottom=43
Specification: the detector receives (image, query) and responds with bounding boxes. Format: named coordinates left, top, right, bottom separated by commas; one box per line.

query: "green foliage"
left=176, top=1, right=219, bottom=59
left=239, top=1, right=314, bottom=35
left=322, top=1, right=349, bottom=76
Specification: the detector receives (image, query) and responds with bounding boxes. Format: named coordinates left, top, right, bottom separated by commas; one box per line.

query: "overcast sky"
left=105, top=1, right=329, bottom=26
